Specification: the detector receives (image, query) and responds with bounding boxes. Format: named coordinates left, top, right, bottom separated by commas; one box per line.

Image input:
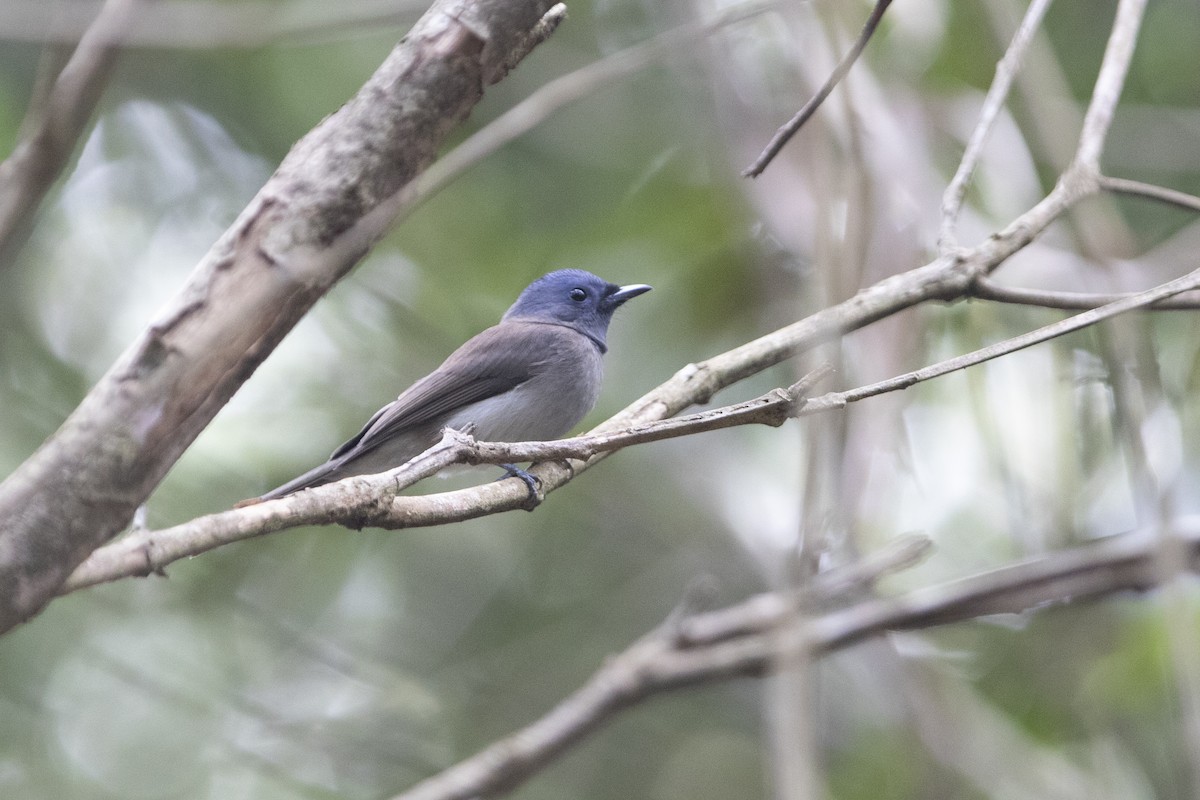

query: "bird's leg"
left=499, top=463, right=542, bottom=510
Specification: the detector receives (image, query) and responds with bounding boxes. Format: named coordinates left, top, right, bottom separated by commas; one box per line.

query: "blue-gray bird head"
left=502, top=269, right=652, bottom=352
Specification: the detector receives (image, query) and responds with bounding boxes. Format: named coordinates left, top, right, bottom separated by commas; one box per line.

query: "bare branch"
left=0, top=0, right=136, bottom=269
left=1099, top=175, right=1200, bottom=214
left=63, top=366, right=836, bottom=593
left=71, top=256, right=1200, bottom=589
left=1073, top=0, right=1147, bottom=172
left=0, top=0, right=564, bottom=635
left=0, top=0, right=425, bottom=48
left=972, top=279, right=1200, bottom=311
left=801, top=265, right=1200, bottom=415
left=938, top=0, right=1054, bottom=252
left=415, top=0, right=780, bottom=203
left=742, top=0, right=894, bottom=178
left=389, top=535, right=935, bottom=800
left=391, top=524, right=1198, bottom=800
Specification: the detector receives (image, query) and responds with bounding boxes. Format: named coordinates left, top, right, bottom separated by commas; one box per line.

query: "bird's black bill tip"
left=608, top=283, right=652, bottom=307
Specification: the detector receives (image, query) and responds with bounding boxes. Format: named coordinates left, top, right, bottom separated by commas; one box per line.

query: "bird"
left=251, top=269, right=651, bottom=502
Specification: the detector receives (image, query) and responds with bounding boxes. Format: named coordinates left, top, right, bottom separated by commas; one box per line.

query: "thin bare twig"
left=0, top=0, right=136, bottom=269
left=0, top=0, right=424, bottom=48
left=742, top=0, right=894, bottom=178
left=1073, top=0, right=1147, bottom=172
left=801, top=265, right=1200, bottom=415
left=414, top=0, right=780, bottom=202
left=939, top=0, right=1054, bottom=252
left=972, top=279, right=1200, bottom=311
left=1100, top=175, right=1200, bottom=214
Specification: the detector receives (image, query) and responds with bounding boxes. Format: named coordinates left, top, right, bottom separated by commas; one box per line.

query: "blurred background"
left=3, top=0, right=1200, bottom=797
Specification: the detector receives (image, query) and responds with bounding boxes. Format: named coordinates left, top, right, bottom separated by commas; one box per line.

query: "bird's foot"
left=499, top=463, right=543, bottom=510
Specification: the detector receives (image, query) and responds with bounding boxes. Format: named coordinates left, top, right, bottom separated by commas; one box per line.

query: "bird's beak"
left=607, top=283, right=652, bottom=308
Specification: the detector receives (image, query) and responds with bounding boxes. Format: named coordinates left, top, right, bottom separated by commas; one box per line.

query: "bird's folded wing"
left=329, top=328, right=547, bottom=460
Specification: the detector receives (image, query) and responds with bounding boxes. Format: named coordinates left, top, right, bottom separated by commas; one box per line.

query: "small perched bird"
left=253, top=269, right=651, bottom=502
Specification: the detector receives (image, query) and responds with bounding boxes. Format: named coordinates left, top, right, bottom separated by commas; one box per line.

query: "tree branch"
left=799, top=265, right=1200, bottom=415
left=971, top=278, right=1200, bottom=311
left=65, top=252, right=1200, bottom=593
left=742, top=0, right=894, bottom=178
left=938, top=0, right=1053, bottom=252
left=11, top=0, right=1166, bottom=633
left=0, top=0, right=563, bottom=635
left=1073, top=0, right=1146, bottom=172
left=390, top=523, right=1199, bottom=800
left=1099, top=174, right=1200, bottom=214
left=63, top=366, right=836, bottom=593
left=390, top=534, right=935, bottom=800
left=0, top=0, right=136, bottom=269
left=0, top=0, right=426, bottom=48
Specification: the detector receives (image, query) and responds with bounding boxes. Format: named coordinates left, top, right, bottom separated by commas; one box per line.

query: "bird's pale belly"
left=443, top=364, right=601, bottom=444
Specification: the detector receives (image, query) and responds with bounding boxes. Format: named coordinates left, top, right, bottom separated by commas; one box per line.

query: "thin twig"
left=801, top=265, right=1200, bottom=415
left=1073, top=0, right=1147, bottom=172
left=939, top=0, right=1054, bottom=252
left=743, top=0, right=894, bottom=178
left=1100, top=175, right=1200, bottom=214
left=0, top=0, right=136, bottom=269
left=413, top=0, right=780, bottom=202
left=972, top=278, right=1200, bottom=311
left=0, top=0, right=425, bottom=48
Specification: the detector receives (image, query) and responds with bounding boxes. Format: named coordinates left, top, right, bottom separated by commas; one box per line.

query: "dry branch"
left=63, top=366, right=834, bottom=593
left=0, top=0, right=135, bottom=269
left=392, top=523, right=1198, bottom=800
left=60, top=0, right=1168, bottom=600
left=0, top=0, right=563, bottom=634
left=66, top=252, right=1200, bottom=593
left=742, top=0, right=895, bottom=178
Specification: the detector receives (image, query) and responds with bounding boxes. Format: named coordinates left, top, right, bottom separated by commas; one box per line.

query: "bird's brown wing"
left=329, top=323, right=553, bottom=461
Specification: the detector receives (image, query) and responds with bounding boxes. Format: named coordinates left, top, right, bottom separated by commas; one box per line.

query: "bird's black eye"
left=569, top=288, right=587, bottom=302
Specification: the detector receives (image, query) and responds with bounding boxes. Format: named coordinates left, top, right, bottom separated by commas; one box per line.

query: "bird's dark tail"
left=237, top=460, right=343, bottom=506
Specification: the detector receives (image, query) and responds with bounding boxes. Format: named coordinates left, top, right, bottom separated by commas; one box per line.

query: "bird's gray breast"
left=442, top=328, right=603, bottom=443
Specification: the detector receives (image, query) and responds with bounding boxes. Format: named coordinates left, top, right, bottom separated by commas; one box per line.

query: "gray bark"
left=0, top=0, right=559, bottom=634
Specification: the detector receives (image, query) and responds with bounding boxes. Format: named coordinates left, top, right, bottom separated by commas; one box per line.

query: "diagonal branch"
left=1099, top=175, right=1200, bottom=213
left=938, top=0, right=1054, bottom=252
left=0, top=0, right=136, bottom=269
left=1073, top=0, right=1146, bottom=172
left=971, top=279, right=1200, bottom=311
left=391, top=522, right=1200, bottom=800
left=800, top=265, right=1200, bottom=415
left=390, top=534, right=935, bottom=800
left=0, top=0, right=563, bottom=635
left=10, top=0, right=1163, bottom=633
left=742, top=0, right=894, bottom=178
left=65, top=253, right=1200, bottom=593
